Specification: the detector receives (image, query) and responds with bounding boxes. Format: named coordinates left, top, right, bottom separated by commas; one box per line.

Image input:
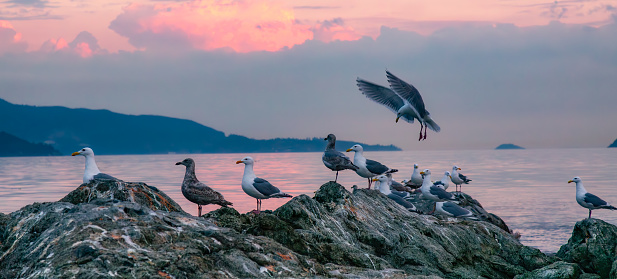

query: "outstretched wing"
left=385, top=71, right=427, bottom=118
left=356, top=77, right=413, bottom=123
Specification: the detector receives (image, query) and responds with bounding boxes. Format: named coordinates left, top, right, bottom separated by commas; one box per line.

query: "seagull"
left=450, top=166, right=471, bottom=192
left=435, top=202, right=477, bottom=219
left=420, top=169, right=457, bottom=213
left=71, top=147, right=119, bottom=184
left=346, top=144, right=398, bottom=189
left=373, top=175, right=417, bottom=212
left=356, top=70, right=440, bottom=141
left=433, top=171, right=452, bottom=190
left=176, top=158, right=232, bottom=216
left=387, top=173, right=413, bottom=192
left=568, top=177, right=616, bottom=219
left=407, top=163, right=423, bottom=189
left=322, top=134, right=358, bottom=182
left=236, top=156, right=292, bottom=213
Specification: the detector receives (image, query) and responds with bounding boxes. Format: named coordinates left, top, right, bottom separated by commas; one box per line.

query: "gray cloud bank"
left=1, top=21, right=617, bottom=150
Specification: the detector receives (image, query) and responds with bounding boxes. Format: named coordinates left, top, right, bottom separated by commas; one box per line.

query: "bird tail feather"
left=271, top=193, right=293, bottom=198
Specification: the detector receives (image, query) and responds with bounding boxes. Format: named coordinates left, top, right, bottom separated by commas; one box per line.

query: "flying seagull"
left=71, top=147, right=119, bottom=184
left=322, top=134, right=358, bottom=182
left=568, top=177, right=616, bottom=219
left=176, top=158, right=232, bottom=216
left=356, top=70, right=440, bottom=140
left=346, top=144, right=397, bottom=189
left=237, top=156, right=292, bottom=213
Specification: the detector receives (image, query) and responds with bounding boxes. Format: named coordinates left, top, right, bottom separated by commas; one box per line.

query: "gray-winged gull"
left=71, top=147, right=119, bottom=184
left=451, top=165, right=472, bottom=192
left=435, top=202, right=476, bottom=219
left=237, top=156, right=292, bottom=213
left=356, top=70, right=440, bottom=141
left=373, top=175, right=417, bottom=212
left=322, top=134, right=358, bottom=182
left=176, top=158, right=232, bottom=216
left=406, top=163, right=423, bottom=189
left=346, top=144, right=397, bottom=189
left=433, top=171, right=452, bottom=190
left=568, top=177, right=616, bottom=219
left=420, top=169, right=457, bottom=213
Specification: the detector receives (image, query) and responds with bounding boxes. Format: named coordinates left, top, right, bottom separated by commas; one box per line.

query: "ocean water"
left=1, top=148, right=616, bottom=254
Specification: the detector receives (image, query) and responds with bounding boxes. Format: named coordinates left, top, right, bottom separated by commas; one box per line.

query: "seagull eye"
left=81, top=149, right=85, bottom=151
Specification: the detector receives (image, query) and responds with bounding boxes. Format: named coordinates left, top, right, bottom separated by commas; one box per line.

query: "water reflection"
left=0, top=148, right=616, bottom=253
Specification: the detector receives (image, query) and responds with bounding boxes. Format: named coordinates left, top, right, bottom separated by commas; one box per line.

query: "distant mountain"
left=609, top=139, right=617, bottom=148
left=0, top=98, right=400, bottom=155
left=495, top=143, right=524, bottom=150
left=0, top=131, right=61, bottom=157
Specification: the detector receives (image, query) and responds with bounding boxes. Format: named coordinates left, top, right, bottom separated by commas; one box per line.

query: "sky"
left=1, top=0, right=616, bottom=151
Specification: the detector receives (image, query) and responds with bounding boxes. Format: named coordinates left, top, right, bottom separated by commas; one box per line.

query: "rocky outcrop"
left=1, top=179, right=614, bottom=278
left=556, top=218, right=617, bottom=278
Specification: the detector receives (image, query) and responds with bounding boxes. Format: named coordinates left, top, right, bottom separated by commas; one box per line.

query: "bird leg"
left=418, top=124, right=424, bottom=141
left=423, top=127, right=427, bottom=140
left=335, top=171, right=339, bottom=183
left=588, top=209, right=592, bottom=219
left=429, top=202, right=436, bottom=214
left=368, top=178, right=372, bottom=189
left=198, top=205, right=202, bottom=217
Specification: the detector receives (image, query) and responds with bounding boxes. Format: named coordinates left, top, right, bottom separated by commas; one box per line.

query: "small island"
left=609, top=138, right=617, bottom=148
left=496, top=143, right=525, bottom=150
left=0, top=131, right=61, bottom=157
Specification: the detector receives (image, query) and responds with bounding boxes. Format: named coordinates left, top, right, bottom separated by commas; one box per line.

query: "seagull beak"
left=568, top=180, right=573, bottom=183
left=175, top=162, right=182, bottom=165
left=346, top=148, right=352, bottom=152
left=420, top=171, right=425, bottom=175
left=395, top=116, right=400, bottom=123
left=71, top=152, right=80, bottom=156
left=457, top=168, right=461, bottom=170
left=235, top=160, right=243, bottom=164
left=372, top=178, right=379, bottom=182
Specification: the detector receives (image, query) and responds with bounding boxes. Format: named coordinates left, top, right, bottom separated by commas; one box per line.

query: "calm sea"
left=1, top=148, right=616, bottom=253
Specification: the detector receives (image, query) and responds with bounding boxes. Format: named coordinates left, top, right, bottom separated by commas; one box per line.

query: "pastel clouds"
left=39, top=31, right=106, bottom=57
left=109, top=0, right=319, bottom=52
left=0, top=20, right=27, bottom=54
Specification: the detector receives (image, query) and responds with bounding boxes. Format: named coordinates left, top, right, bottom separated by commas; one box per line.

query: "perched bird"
left=356, top=70, right=440, bottom=141
left=387, top=173, right=413, bottom=192
left=71, top=147, right=119, bottom=184
left=568, top=177, right=616, bottom=219
left=407, top=163, right=423, bottom=189
left=322, top=134, right=358, bottom=182
left=374, top=173, right=412, bottom=199
left=176, top=158, right=232, bottom=217
left=433, top=171, right=452, bottom=190
left=346, top=144, right=398, bottom=189
left=420, top=169, right=457, bottom=213
left=237, top=156, right=292, bottom=213
left=435, top=202, right=476, bottom=219
left=373, top=175, right=417, bottom=212
left=450, top=166, right=471, bottom=192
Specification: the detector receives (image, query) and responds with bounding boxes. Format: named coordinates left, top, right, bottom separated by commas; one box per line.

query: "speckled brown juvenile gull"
left=322, top=134, right=358, bottom=182
left=176, top=158, right=232, bottom=216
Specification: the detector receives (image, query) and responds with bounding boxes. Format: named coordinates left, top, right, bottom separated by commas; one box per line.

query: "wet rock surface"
left=1, top=180, right=615, bottom=278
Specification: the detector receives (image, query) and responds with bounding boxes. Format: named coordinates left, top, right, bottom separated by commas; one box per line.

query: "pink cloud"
left=109, top=0, right=321, bottom=52
left=39, top=31, right=106, bottom=57
left=0, top=21, right=28, bottom=55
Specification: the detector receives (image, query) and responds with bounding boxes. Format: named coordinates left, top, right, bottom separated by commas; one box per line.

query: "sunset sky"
left=1, top=0, right=616, bottom=150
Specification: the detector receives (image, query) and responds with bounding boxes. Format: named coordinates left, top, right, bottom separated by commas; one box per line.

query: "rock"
left=514, top=261, right=581, bottom=279
left=60, top=180, right=185, bottom=213
left=496, top=143, right=525, bottom=150
left=556, top=218, right=617, bottom=278
left=0, top=180, right=559, bottom=278
left=210, top=182, right=553, bottom=278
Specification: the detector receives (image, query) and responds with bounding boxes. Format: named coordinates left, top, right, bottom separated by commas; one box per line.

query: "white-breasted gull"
left=420, top=169, right=457, bottom=213
left=346, top=144, right=397, bottom=189
left=71, top=147, right=119, bottom=184
left=176, top=158, right=232, bottom=216
left=237, top=156, right=292, bottom=213
left=435, top=202, right=476, bottom=219
left=373, top=175, right=417, bottom=212
left=451, top=165, right=471, bottom=192
left=322, top=134, right=358, bottom=182
left=406, top=163, right=423, bottom=189
left=356, top=70, right=440, bottom=141
left=568, top=177, right=616, bottom=219
left=433, top=171, right=452, bottom=190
